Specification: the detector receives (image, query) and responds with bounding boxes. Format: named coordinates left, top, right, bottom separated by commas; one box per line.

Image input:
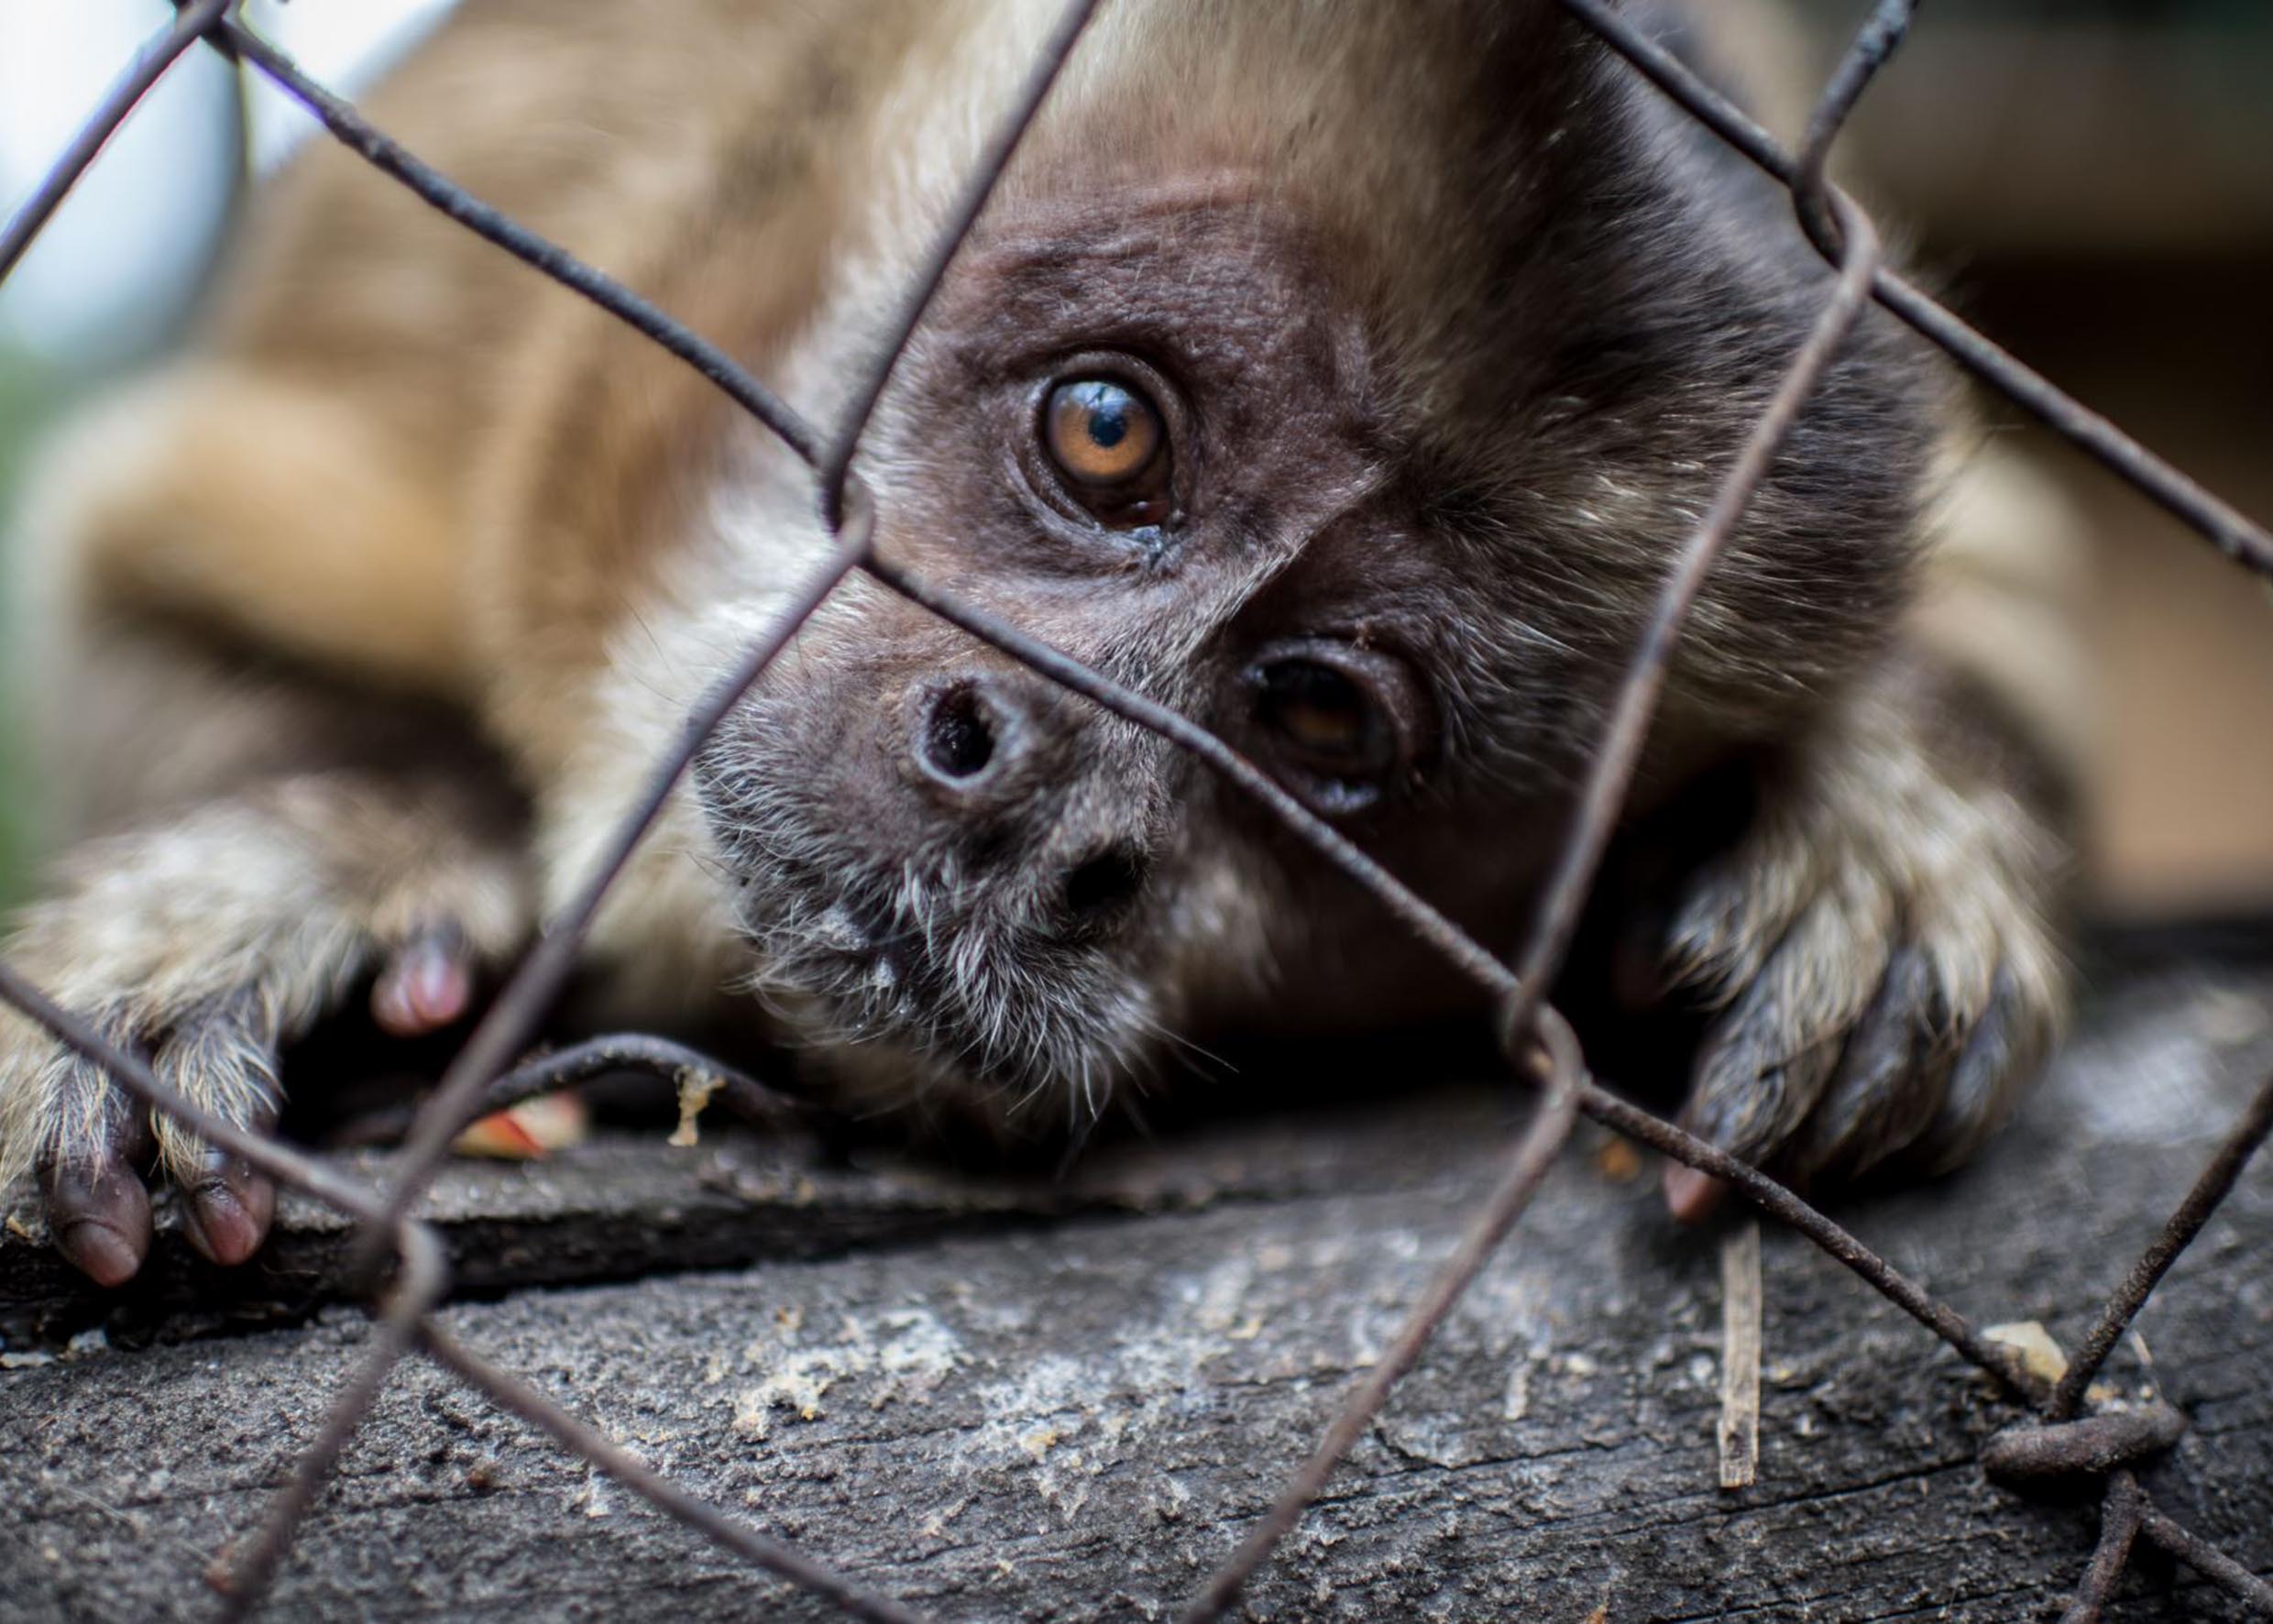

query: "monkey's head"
left=690, top=0, right=1941, bottom=1130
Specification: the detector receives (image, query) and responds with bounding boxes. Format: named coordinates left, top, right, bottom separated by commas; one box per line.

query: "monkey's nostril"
left=1062, top=846, right=1148, bottom=924
left=921, top=685, right=996, bottom=782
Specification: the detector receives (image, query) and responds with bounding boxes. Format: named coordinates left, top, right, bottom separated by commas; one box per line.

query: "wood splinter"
left=1718, top=1219, right=1763, bottom=1490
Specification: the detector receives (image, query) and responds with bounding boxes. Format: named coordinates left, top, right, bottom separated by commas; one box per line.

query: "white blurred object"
left=238, top=0, right=461, bottom=173
left=0, top=0, right=457, bottom=370
left=0, top=0, right=232, bottom=366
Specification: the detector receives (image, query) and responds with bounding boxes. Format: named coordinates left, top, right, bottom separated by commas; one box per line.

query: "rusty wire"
left=2062, top=1471, right=2145, bottom=1624
left=0, top=0, right=2267, bottom=1619
left=2050, top=1068, right=2273, bottom=1420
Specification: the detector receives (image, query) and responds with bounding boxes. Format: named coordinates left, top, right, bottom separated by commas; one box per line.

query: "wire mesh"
left=0, top=0, right=2268, bottom=1618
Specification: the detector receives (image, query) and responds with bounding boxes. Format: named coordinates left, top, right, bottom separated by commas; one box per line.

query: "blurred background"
left=1786, top=0, right=2273, bottom=930
left=0, top=0, right=459, bottom=903
left=0, top=0, right=2269, bottom=930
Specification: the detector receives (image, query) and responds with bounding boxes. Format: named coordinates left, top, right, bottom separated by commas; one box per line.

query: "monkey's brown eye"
left=1249, top=644, right=1425, bottom=816
left=1041, top=378, right=1169, bottom=525
left=1257, top=661, right=1392, bottom=774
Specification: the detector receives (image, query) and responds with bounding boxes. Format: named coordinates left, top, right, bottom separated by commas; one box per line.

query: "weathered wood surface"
left=1, top=965, right=2269, bottom=1622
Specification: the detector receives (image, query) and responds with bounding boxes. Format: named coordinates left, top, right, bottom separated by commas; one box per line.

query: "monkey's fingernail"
left=57, top=1221, right=143, bottom=1288
left=1663, top=1162, right=1728, bottom=1224
left=183, top=1158, right=276, bottom=1267
left=45, top=1160, right=153, bottom=1286
left=373, top=938, right=472, bottom=1036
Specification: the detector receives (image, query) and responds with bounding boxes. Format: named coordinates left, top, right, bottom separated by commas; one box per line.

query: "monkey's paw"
left=1657, top=733, right=2068, bottom=1222
left=0, top=804, right=519, bottom=1284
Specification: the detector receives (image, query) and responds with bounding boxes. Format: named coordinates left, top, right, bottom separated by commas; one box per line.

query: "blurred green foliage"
left=0, top=346, right=58, bottom=911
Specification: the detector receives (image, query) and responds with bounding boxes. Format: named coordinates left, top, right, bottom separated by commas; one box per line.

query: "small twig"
left=1578, top=1087, right=2040, bottom=1399
left=1718, top=1220, right=1764, bottom=1491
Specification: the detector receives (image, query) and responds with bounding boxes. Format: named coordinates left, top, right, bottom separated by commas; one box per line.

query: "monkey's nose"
left=904, top=672, right=1156, bottom=937
left=1060, top=843, right=1149, bottom=928
left=908, top=673, right=1063, bottom=806
left=917, top=681, right=1002, bottom=785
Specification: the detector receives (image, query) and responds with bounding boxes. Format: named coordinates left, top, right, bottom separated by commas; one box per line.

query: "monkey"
left=0, top=0, right=2074, bottom=1288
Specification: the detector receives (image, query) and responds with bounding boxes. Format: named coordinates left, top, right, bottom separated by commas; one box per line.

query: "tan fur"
left=39, top=368, right=471, bottom=693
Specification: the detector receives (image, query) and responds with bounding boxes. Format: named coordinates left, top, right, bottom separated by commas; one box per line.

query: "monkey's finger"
left=180, top=1147, right=277, bottom=1267
left=44, top=1155, right=152, bottom=1287
left=151, top=998, right=284, bottom=1267
left=372, top=926, right=474, bottom=1037
left=1784, top=948, right=1958, bottom=1187
left=1907, top=964, right=2049, bottom=1178
left=1665, top=894, right=1887, bottom=1223
left=41, top=1104, right=155, bottom=1289
left=1663, top=853, right=1897, bottom=1222
left=1664, top=1048, right=1842, bottom=1224
left=1666, top=1038, right=1845, bottom=1224
left=32, top=1048, right=159, bottom=1285
left=1661, top=1159, right=1729, bottom=1226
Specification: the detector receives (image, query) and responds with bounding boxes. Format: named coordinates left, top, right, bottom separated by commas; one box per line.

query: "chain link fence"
left=0, top=1, right=2268, bottom=1619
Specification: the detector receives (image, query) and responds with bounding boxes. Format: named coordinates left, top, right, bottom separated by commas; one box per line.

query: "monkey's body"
left=2, top=0, right=2072, bottom=1284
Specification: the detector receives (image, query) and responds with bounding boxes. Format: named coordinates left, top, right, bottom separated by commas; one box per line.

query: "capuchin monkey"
left=0, top=0, right=2074, bottom=1287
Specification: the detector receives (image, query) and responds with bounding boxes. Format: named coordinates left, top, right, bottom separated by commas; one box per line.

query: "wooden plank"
left=0, top=967, right=2268, bottom=1620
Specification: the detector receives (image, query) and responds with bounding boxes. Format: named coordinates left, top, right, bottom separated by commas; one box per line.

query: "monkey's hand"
left=1658, top=675, right=2069, bottom=1220
left=0, top=776, right=528, bottom=1284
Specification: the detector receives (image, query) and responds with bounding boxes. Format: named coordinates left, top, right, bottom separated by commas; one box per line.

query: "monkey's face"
left=690, top=8, right=1933, bottom=1127
left=695, top=188, right=1555, bottom=1124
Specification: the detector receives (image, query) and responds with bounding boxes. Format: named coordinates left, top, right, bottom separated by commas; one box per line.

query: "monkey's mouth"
left=694, top=724, right=1171, bottom=1123
left=811, top=894, right=923, bottom=1006
left=727, top=866, right=1164, bottom=1125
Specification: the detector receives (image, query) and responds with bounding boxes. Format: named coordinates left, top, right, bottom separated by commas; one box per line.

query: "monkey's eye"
left=1257, top=662, right=1388, bottom=771
left=1247, top=643, right=1427, bottom=816
left=1040, top=378, right=1170, bottom=527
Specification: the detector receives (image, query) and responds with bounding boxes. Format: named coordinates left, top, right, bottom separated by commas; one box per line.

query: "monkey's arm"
left=1659, top=662, right=2068, bottom=1215
left=0, top=631, right=533, bottom=1283
left=0, top=0, right=895, bottom=1285
left=1653, top=458, right=2081, bottom=1216
left=1, top=400, right=533, bottom=1284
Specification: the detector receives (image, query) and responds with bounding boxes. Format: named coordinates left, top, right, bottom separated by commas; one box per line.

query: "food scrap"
left=452, top=1092, right=589, bottom=1159
left=670, top=1068, right=725, bottom=1147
